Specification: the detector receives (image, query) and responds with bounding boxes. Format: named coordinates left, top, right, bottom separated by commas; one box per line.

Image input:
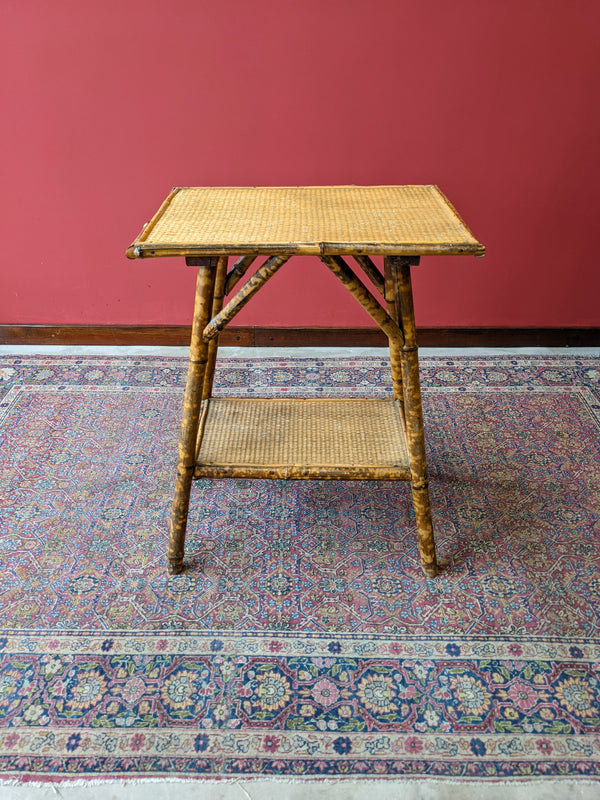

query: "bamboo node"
left=203, top=322, right=220, bottom=341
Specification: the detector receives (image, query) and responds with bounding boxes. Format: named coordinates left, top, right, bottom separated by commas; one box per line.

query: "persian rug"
left=0, top=353, right=599, bottom=784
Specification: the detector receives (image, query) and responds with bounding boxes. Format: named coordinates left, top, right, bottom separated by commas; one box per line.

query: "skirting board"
left=1, top=326, right=599, bottom=347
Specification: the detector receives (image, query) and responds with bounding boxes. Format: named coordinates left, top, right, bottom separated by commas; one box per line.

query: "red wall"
left=2, top=0, right=599, bottom=328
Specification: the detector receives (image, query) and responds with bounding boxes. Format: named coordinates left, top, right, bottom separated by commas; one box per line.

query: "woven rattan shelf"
left=127, top=184, right=485, bottom=579
left=194, top=398, right=410, bottom=480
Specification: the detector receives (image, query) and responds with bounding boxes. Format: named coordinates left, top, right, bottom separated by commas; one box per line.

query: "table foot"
left=411, top=482, right=438, bottom=577
left=168, top=466, right=195, bottom=574
left=168, top=559, right=185, bottom=575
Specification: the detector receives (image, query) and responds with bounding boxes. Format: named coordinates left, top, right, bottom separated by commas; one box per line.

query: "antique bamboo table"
left=127, top=186, right=484, bottom=578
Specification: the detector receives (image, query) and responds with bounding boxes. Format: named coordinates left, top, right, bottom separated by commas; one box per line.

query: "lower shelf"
left=194, top=397, right=411, bottom=480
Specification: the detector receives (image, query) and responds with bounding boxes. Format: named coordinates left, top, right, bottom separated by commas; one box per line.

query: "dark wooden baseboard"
left=1, top=325, right=599, bottom=348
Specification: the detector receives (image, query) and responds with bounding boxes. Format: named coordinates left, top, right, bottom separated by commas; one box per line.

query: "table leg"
left=383, top=257, right=406, bottom=426
left=168, top=257, right=219, bottom=574
left=386, top=256, right=438, bottom=578
left=202, top=255, right=228, bottom=400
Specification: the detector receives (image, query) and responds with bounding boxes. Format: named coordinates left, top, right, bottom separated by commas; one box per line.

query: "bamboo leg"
left=391, top=256, right=438, bottom=578
left=383, top=257, right=405, bottom=424
left=168, top=257, right=218, bottom=575
left=202, top=255, right=228, bottom=400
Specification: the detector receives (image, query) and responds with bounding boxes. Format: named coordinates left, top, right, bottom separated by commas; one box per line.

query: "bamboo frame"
left=195, top=463, right=412, bottom=481
left=203, top=255, right=290, bottom=341
left=168, top=257, right=218, bottom=575
left=127, top=241, right=484, bottom=259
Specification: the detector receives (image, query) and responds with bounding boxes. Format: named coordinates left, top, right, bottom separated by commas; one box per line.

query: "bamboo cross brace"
left=224, top=255, right=256, bottom=295
left=353, top=255, right=385, bottom=296
left=319, top=255, right=404, bottom=345
left=203, top=254, right=290, bottom=341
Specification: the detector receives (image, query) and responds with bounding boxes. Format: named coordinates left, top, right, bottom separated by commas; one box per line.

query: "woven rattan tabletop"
left=127, top=185, right=484, bottom=258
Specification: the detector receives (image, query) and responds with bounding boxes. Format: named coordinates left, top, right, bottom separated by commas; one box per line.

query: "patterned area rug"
left=0, top=353, right=599, bottom=782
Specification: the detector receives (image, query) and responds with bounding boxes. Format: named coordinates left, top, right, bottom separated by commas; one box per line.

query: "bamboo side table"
left=127, top=186, right=484, bottom=578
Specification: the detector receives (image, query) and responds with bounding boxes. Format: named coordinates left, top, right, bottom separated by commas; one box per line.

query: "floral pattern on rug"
left=0, top=354, right=599, bottom=779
